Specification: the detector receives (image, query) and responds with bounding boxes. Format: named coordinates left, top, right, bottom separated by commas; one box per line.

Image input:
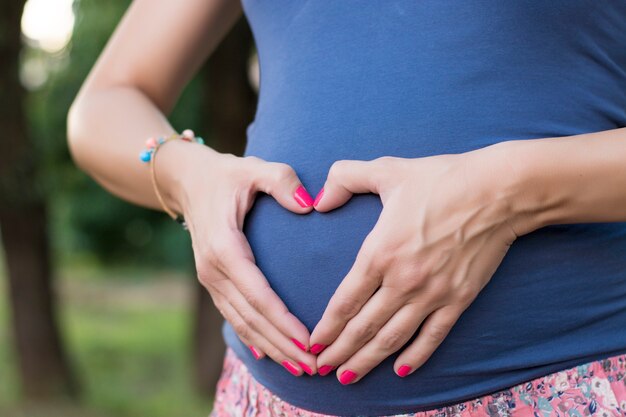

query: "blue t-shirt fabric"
left=221, top=1, right=626, bottom=416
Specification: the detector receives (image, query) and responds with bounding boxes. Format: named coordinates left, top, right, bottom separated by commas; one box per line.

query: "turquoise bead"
left=196, top=137, right=204, bottom=145
left=139, top=150, right=152, bottom=162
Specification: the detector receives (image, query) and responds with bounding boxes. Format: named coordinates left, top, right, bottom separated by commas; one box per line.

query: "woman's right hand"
left=158, top=140, right=318, bottom=376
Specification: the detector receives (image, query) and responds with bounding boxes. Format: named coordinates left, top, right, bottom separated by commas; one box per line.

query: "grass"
left=0, top=261, right=215, bottom=417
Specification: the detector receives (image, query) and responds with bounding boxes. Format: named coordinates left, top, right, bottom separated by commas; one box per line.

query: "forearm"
left=67, top=86, right=217, bottom=215
left=496, top=127, right=626, bottom=236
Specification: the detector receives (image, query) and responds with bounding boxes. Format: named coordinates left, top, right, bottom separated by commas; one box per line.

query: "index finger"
left=220, top=231, right=313, bottom=352
left=309, top=239, right=384, bottom=351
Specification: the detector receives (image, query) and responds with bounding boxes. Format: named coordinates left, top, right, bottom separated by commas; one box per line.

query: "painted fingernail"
left=313, top=187, right=324, bottom=207
left=318, top=364, right=335, bottom=376
left=248, top=345, right=261, bottom=360
left=339, top=369, right=358, bottom=385
left=294, top=185, right=314, bottom=207
left=291, top=338, right=308, bottom=352
left=281, top=360, right=301, bottom=376
left=298, top=362, right=314, bottom=376
left=309, top=343, right=327, bottom=355
left=397, top=364, right=412, bottom=377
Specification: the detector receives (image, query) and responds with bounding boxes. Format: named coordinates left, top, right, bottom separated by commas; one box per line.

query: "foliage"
left=0, top=267, right=213, bottom=417
left=28, top=0, right=200, bottom=270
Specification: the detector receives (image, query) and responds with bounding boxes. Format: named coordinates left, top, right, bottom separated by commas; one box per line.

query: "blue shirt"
left=222, top=1, right=626, bottom=415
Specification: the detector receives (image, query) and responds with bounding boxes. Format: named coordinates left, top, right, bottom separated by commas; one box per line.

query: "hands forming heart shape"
left=178, top=143, right=524, bottom=385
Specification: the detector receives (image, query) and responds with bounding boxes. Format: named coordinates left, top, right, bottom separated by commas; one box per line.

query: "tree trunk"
left=0, top=0, right=78, bottom=400
left=193, top=17, right=257, bottom=397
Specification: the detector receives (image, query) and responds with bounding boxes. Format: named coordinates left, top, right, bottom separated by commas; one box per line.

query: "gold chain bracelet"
left=139, top=129, right=205, bottom=230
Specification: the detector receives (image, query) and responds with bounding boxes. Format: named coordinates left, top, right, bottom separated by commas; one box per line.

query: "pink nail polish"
left=397, top=364, right=412, bottom=377
left=281, top=360, right=301, bottom=376
left=339, top=369, right=358, bottom=385
left=294, top=185, right=314, bottom=207
left=298, top=362, right=313, bottom=376
left=248, top=345, right=261, bottom=360
left=291, top=338, right=308, bottom=352
left=309, top=343, right=327, bottom=355
left=318, top=364, right=335, bottom=376
left=313, top=187, right=324, bottom=207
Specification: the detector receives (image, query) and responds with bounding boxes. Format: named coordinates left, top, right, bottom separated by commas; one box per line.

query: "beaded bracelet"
left=139, top=129, right=204, bottom=230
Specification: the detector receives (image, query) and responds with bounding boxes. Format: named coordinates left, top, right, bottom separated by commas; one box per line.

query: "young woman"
left=67, top=1, right=626, bottom=416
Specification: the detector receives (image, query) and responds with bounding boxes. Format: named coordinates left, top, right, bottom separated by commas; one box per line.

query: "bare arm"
left=67, top=0, right=319, bottom=376
left=500, top=127, right=626, bottom=236
left=67, top=0, right=241, bottom=213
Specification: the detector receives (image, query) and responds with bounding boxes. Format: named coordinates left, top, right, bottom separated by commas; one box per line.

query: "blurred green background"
left=0, top=0, right=256, bottom=416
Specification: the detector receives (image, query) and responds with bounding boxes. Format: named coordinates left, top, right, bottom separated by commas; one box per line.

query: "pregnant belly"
left=241, top=141, right=626, bottom=370
left=239, top=109, right=489, bottom=330
left=240, top=108, right=626, bottom=370
left=243, top=189, right=383, bottom=331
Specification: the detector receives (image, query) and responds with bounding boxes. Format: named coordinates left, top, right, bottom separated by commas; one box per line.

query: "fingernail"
left=339, top=369, right=358, bottom=385
left=318, top=364, right=335, bottom=376
left=248, top=345, right=261, bottom=360
left=397, top=364, right=412, bottom=377
left=298, top=362, right=314, bottom=376
left=294, top=185, right=314, bottom=207
left=313, top=187, right=324, bottom=207
left=310, top=343, right=327, bottom=355
left=281, top=360, right=301, bottom=376
left=291, top=338, right=308, bottom=352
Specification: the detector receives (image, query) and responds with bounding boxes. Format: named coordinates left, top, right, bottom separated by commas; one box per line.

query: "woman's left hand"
left=309, top=143, right=524, bottom=384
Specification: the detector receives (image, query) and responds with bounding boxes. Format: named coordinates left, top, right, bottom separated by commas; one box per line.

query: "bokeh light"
left=21, top=0, right=75, bottom=54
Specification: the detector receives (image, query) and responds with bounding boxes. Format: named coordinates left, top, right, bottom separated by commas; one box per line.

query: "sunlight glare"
left=21, top=0, right=75, bottom=53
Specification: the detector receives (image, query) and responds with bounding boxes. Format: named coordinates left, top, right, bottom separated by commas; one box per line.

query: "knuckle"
left=271, top=162, right=296, bottom=182
left=373, top=155, right=395, bottom=168
left=216, top=306, right=228, bottom=320
left=379, top=328, right=406, bottom=351
left=392, top=265, right=422, bottom=290
left=333, top=294, right=362, bottom=318
left=405, top=276, right=428, bottom=295
left=455, top=284, right=478, bottom=306
left=209, top=291, right=220, bottom=305
left=351, top=319, right=378, bottom=341
left=207, top=240, right=234, bottom=272
left=196, top=265, right=220, bottom=289
left=359, top=234, right=394, bottom=272
left=368, top=252, right=392, bottom=275
left=425, top=321, right=452, bottom=343
left=355, top=240, right=376, bottom=261
left=232, top=319, right=250, bottom=340
left=195, top=266, right=211, bottom=286
left=373, top=156, right=398, bottom=180
left=242, top=287, right=264, bottom=312
left=243, top=155, right=263, bottom=165
left=238, top=307, right=261, bottom=331
left=374, top=156, right=409, bottom=187
left=328, top=159, right=349, bottom=180
left=425, top=276, right=451, bottom=300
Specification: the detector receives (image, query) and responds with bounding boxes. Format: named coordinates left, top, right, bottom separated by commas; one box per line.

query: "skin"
left=68, top=0, right=626, bottom=383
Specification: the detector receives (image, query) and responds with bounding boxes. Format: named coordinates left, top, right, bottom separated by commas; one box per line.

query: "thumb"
left=313, top=159, right=381, bottom=212
left=251, top=160, right=315, bottom=213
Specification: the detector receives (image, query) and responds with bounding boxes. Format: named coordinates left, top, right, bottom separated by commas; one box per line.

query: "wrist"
left=488, top=140, right=568, bottom=236
left=154, top=138, right=218, bottom=218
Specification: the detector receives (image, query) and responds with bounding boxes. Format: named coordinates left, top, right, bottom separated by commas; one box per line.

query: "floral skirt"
left=209, top=347, right=626, bottom=417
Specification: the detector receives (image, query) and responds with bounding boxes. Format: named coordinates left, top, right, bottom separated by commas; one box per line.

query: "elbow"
left=66, top=94, right=91, bottom=174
